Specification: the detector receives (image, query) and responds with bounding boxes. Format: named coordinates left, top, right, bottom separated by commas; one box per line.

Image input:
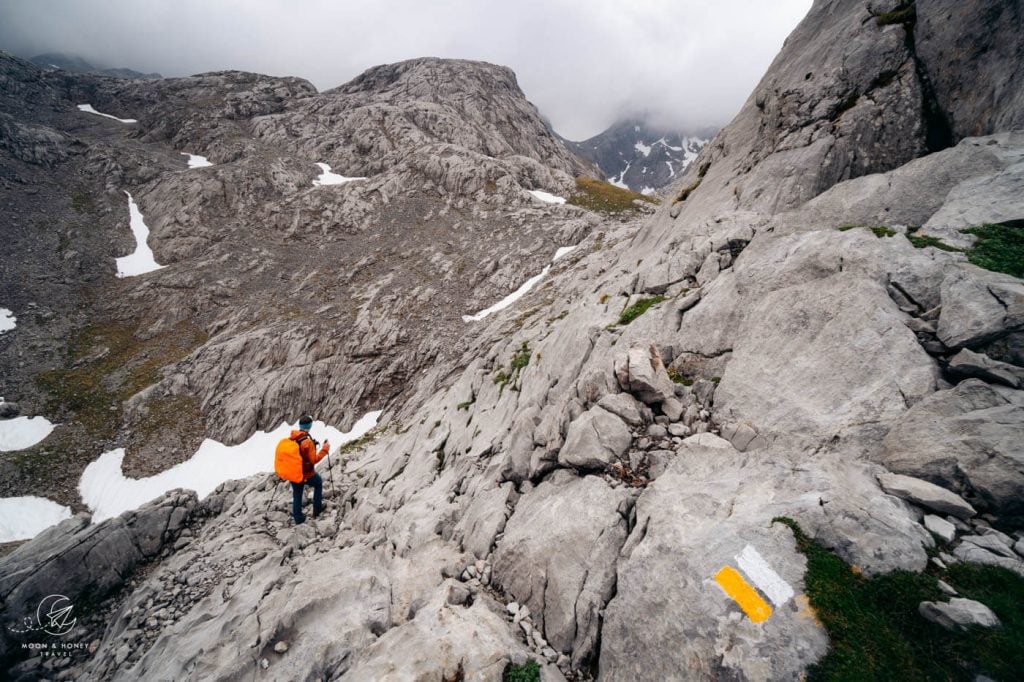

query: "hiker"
left=284, top=414, right=331, bottom=524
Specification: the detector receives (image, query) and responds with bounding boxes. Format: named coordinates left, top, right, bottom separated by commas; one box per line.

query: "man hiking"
left=286, top=414, right=331, bottom=524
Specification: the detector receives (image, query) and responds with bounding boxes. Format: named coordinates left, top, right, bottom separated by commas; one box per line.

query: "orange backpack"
left=274, top=434, right=308, bottom=483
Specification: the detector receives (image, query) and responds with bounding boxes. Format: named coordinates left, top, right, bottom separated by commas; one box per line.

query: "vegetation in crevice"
left=617, top=296, right=666, bottom=326
left=503, top=659, right=541, bottom=682
left=667, top=367, right=693, bottom=386
left=772, top=517, right=1024, bottom=681
left=836, top=225, right=897, bottom=238
left=493, top=341, right=532, bottom=394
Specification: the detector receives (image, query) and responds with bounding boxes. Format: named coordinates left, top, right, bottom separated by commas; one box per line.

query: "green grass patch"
left=569, top=177, right=657, bottom=214
left=36, top=321, right=207, bottom=438
left=667, top=367, right=693, bottom=386
left=456, top=399, right=474, bottom=411
left=961, top=223, right=1024, bottom=278
left=906, top=231, right=964, bottom=252
left=773, top=517, right=1024, bottom=681
left=618, top=296, right=666, bottom=326
left=503, top=659, right=541, bottom=682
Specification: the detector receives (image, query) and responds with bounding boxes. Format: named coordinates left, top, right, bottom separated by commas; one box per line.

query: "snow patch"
left=181, top=153, right=213, bottom=169
left=610, top=162, right=631, bottom=189
left=77, top=104, right=137, bottom=123
left=79, top=411, right=382, bottom=523
left=0, top=308, right=14, bottom=333
left=0, top=416, right=55, bottom=451
left=0, top=497, right=73, bottom=542
left=553, top=245, right=577, bottom=261
left=462, top=246, right=576, bottom=322
left=116, top=192, right=165, bottom=278
left=313, top=162, right=365, bottom=186
left=528, top=189, right=566, bottom=205
left=641, top=187, right=655, bottom=196
left=634, top=141, right=652, bottom=157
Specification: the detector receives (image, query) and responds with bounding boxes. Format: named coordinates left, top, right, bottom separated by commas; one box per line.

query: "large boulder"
left=598, top=438, right=931, bottom=681
left=876, top=472, right=976, bottom=520
left=936, top=266, right=1024, bottom=350
left=613, top=341, right=677, bottom=405
left=557, top=406, right=632, bottom=470
left=919, top=598, right=1001, bottom=633
left=491, top=472, right=631, bottom=668
left=714, top=274, right=937, bottom=445
left=877, top=379, right=1024, bottom=521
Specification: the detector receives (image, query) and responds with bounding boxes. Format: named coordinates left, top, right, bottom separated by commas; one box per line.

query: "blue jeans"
left=291, top=473, right=322, bottom=524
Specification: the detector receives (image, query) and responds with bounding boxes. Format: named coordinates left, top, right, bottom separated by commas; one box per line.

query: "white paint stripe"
left=736, top=545, right=794, bottom=607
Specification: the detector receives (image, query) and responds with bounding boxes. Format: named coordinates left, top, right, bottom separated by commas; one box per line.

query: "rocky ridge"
left=2, top=0, right=1024, bottom=680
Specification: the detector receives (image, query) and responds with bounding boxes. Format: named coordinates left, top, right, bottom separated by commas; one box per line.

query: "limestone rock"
left=715, top=275, right=936, bottom=445
left=878, top=380, right=1024, bottom=520
left=877, top=472, right=976, bottom=520
left=557, top=406, right=632, bottom=471
left=614, top=341, right=677, bottom=404
left=936, top=266, right=1024, bottom=350
left=923, top=515, right=956, bottom=544
left=952, top=542, right=1024, bottom=576
left=596, top=392, right=649, bottom=427
left=919, top=598, right=1000, bottom=632
left=947, top=348, right=1024, bottom=389
left=492, top=472, right=630, bottom=668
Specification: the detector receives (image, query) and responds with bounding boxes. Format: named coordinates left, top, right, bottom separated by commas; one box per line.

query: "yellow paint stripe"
left=714, top=566, right=773, bottom=623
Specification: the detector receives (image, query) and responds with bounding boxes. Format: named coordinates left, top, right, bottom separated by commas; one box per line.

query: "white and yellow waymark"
left=714, top=545, right=794, bottom=623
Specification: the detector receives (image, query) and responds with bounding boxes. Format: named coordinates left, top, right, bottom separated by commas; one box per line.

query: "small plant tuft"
left=667, top=367, right=693, bottom=386
left=876, top=4, right=917, bottom=26
left=503, top=659, right=541, bottom=682
left=618, top=296, right=666, bottom=326
left=907, top=231, right=964, bottom=252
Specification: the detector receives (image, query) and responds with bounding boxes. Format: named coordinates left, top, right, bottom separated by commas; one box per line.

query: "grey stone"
left=919, top=598, right=1000, bottom=632
left=923, top=515, right=956, bottom=544
left=667, top=423, right=690, bottom=438
left=597, top=392, right=648, bottom=427
left=878, top=380, right=1024, bottom=520
left=937, top=580, right=957, bottom=596
left=646, top=424, right=668, bottom=439
left=937, top=267, right=1024, bottom=350
left=1015, top=539, right=1024, bottom=558
left=953, top=542, right=1024, bottom=576
left=660, top=397, right=684, bottom=421
left=614, top=341, right=677, bottom=404
left=558, top=406, right=632, bottom=471
left=878, top=472, right=977, bottom=520
left=273, top=641, right=289, bottom=654
left=961, top=534, right=1017, bottom=560
left=0, top=401, right=19, bottom=418
left=948, top=348, right=1023, bottom=389
left=492, top=473, right=630, bottom=668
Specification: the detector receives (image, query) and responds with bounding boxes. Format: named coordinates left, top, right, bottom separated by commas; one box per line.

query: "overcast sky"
left=0, top=0, right=812, bottom=140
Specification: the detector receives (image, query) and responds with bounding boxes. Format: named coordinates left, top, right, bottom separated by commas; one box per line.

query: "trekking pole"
left=326, top=452, right=336, bottom=498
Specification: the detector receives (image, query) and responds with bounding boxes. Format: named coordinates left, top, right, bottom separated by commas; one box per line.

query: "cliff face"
left=2, top=1, right=1023, bottom=680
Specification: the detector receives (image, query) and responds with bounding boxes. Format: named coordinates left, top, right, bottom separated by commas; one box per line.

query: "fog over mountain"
left=0, top=0, right=812, bottom=139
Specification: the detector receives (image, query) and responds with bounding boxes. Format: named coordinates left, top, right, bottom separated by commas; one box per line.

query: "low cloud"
left=0, top=0, right=812, bottom=139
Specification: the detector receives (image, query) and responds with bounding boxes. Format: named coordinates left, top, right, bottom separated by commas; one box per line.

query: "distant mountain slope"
left=29, top=52, right=162, bottom=79
left=563, top=118, right=715, bottom=194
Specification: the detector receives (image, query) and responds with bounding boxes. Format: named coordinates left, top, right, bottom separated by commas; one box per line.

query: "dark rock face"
left=562, top=118, right=713, bottom=193
left=916, top=0, right=1024, bottom=139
